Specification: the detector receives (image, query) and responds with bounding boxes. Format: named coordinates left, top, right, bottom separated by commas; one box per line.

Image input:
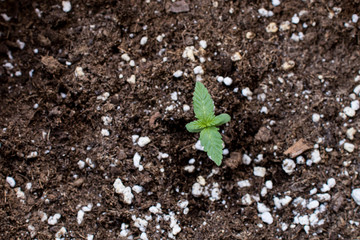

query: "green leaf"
left=200, top=126, right=224, bottom=166
left=210, top=113, right=231, bottom=127
left=186, top=120, right=206, bottom=133
left=193, top=82, right=215, bottom=123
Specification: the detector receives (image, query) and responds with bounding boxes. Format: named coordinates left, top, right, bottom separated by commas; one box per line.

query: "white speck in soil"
left=55, top=227, right=67, bottom=239
left=140, top=36, right=148, bottom=45
left=311, top=150, right=321, bottom=164
left=254, top=166, right=266, bottom=177
left=223, top=77, right=233, bottom=86
left=344, top=142, right=355, bottom=152
left=259, top=212, right=273, bottom=224
left=307, top=200, right=319, bottom=209
left=114, top=178, right=134, bottom=205
left=62, top=1, right=72, bottom=12
left=48, top=213, right=61, bottom=225
left=242, top=154, right=252, bottom=165
left=6, top=176, right=16, bottom=188
left=291, top=14, right=300, bottom=24
left=282, top=159, right=296, bottom=175
left=351, top=189, right=360, bottom=205
left=137, top=136, right=151, bottom=147
left=173, top=70, right=183, bottom=78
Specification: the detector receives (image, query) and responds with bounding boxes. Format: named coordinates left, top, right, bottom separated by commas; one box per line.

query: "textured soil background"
left=1, top=0, right=360, bottom=239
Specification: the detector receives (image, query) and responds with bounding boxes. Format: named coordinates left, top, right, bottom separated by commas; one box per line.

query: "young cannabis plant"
left=186, top=82, right=231, bottom=166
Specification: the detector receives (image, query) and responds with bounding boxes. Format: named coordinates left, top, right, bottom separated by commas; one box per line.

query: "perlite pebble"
left=274, top=196, right=292, bottom=209
left=242, top=154, right=252, bottom=165
left=296, top=156, right=305, bottom=164
left=327, top=178, right=336, bottom=188
left=260, top=212, right=273, bottom=224
left=184, top=165, right=195, bottom=173
left=114, top=178, right=134, bottom=205
left=257, top=203, right=271, bottom=213
left=192, top=182, right=203, bottom=197
left=193, top=66, right=204, bottom=75
left=317, top=193, right=331, bottom=202
left=77, top=160, right=85, bottom=169
left=290, top=32, right=304, bottom=42
left=237, top=180, right=251, bottom=188
left=101, top=116, right=112, bottom=125
left=48, top=213, right=61, bottom=225
left=291, top=14, right=300, bottom=24
left=55, top=227, right=67, bottom=239
left=254, top=167, right=266, bottom=177
left=199, top=40, right=207, bottom=49
left=121, top=53, right=131, bottom=62
left=282, top=159, right=296, bottom=175
left=16, top=39, right=25, bottom=50
left=1, top=13, right=11, bottom=21
left=101, top=129, right=110, bottom=136
left=173, top=70, right=183, bottom=78
left=307, top=200, right=319, bottom=209
left=344, top=142, right=355, bottom=152
left=127, top=75, right=136, bottom=84
left=351, top=188, right=360, bottom=205
left=77, top=210, right=85, bottom=224
left=242, top=194, right=253, bottom=205
left=346, top=127, right=356, bottom=140
left=242, top=87, right=253, bottom=97
left=344, top=106, right=356, bottom=117
left=183, top=104, right=190, bottom=112
left=85, top=157, right=94, bottom=168
left=258, top=8, right=274, bottom=17
left=138, top=136, right=151, bottom=147
left=15, top=187, right=25, bottom=200
left=75, top=66, right=85, bottom=77
left=195, top=140, right=204, bottom=151
left=28, top=225, right=36, bottom=238
left=132, top=185, right=143, bottom=193
left=354, top=85, right=360, bottom=95
left=217, top=76, right=224, bottom=82
left=352, top=14, right=359, bottom=23
left=231, top=52, right=242, bottom=62
left=265, top=180, right=273, bottom=189
left=311, top=150, right=321, bottom=164
left=140, top=36, right=148, bottom=45
left=298, top=215, right=309, bottom=226
left=272, top=0, right=281, bottom=6
left=133, top=152, right=143, bottom=171
left=171, top=92, right=178, bottom=101
left=312, top=113, right=320, bottom=122
left=156, top=35, right=164, bottom=42
left=62, top=1, right=71, bottom=12
left=351, top=100, right=360, bottom=111
left=223, top=77, right=233, bottom=86
left=6, top=176, right=16, bottom=187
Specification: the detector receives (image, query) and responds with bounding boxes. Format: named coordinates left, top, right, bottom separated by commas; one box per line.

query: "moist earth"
left=1, top=0, right=360, bottom=239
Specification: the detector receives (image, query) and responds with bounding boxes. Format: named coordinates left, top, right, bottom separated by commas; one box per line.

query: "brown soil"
left=1, top=0, right=360, bottom=239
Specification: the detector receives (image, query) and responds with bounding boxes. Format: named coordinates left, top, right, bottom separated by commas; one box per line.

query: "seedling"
left=186, top=81, right=231, bottom=166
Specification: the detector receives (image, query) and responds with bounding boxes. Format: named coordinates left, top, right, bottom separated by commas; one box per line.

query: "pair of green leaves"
left=186, top=82, right=231, bottom=166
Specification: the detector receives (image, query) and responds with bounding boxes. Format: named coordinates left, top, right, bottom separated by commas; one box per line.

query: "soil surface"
left=1, top=0, right=360, bottom=239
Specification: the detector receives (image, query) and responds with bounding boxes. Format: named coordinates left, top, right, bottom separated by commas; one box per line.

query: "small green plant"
left=186, top=81, right=231, bottom=166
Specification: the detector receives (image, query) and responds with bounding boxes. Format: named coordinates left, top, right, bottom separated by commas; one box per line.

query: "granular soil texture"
left=1, top=0, right=360, bottom=239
